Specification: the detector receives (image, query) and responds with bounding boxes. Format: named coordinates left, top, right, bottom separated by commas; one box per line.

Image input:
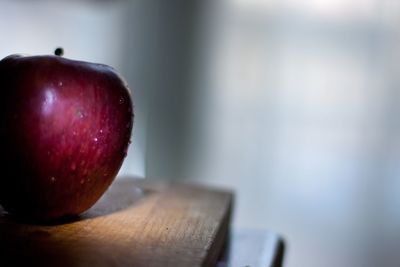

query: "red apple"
left=0, top=50, right=133, bottom=221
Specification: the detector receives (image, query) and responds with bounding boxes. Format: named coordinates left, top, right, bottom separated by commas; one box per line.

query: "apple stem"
left=54, top=47, right=64, bottom=56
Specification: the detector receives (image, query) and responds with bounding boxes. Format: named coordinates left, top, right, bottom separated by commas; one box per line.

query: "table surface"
left=0, top=177, right=233, bottom=267
left=0, top=177, right=285, bottom=267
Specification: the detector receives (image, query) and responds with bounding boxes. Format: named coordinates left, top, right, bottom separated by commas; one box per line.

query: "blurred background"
left=1, top=0, right=400, bottom=266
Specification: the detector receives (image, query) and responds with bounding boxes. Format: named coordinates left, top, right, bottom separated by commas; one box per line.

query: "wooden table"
left=0, top=177, right=284, bottom=267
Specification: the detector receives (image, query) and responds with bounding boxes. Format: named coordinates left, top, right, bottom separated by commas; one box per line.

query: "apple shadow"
left=0, top=176, right=155, bottom=226
left=0, top=177, right=159, bottom=267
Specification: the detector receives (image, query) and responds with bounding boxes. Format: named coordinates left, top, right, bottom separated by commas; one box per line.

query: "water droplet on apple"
left=71, top=162, right=76, bottom=170
left=119, top=97, right=125, bottom=105
left=73, top=131, right=77, bottom=136
left=81, top=160, right=86, bottom=166
left=93, top=137, right=98, bottom=142
left=126, top=123, right=130, bottom=129
left=76, top=110, right=84, bottom=119
left=80, top=179, right=85, bottom=184
left=58, top=81, right=63, bottom=87
left=50, top=177, right=56, bottom=182
left=103, top=173, right=108, bottom=177
left=128, top=140, right=132, bottom=145
left=99, top=129, right=104, bottom=134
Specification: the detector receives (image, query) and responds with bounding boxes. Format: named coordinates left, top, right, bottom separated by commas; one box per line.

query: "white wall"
left=176, top=1, right=400, bottom=267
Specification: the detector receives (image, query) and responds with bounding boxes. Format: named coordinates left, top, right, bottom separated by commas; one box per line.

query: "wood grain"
left=0, top=177, right=233, bottom=267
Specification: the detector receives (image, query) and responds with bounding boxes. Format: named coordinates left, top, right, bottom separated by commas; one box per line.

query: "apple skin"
left=0, top=54, right=133, bottom=221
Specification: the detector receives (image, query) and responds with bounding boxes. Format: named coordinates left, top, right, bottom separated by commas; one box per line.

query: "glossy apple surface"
left=0, top=54, right=133, bottom=221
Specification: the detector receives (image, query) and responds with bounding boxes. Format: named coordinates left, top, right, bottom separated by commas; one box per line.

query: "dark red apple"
left=0, top=50, right=133, bottom=221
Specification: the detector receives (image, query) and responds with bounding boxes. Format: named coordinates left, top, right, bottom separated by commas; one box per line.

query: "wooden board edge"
left=202, top=192, right=234, bottom=267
